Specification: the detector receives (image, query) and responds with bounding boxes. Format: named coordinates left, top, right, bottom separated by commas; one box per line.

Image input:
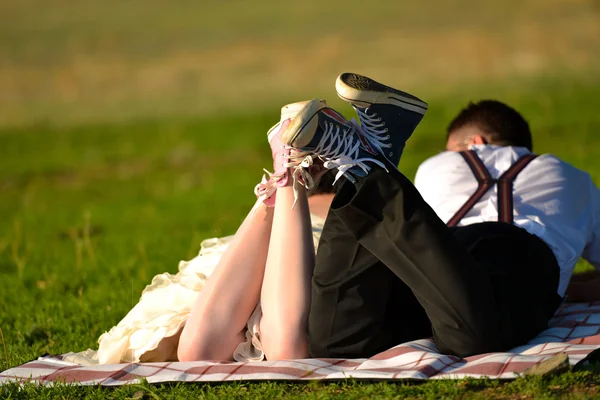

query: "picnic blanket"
left=2, top=302, right=600, bottom=386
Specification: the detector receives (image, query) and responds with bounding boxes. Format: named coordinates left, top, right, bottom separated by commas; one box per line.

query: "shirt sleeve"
left=582, top=178, right=600, bottom=270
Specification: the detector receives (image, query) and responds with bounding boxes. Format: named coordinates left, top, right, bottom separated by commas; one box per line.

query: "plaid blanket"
left=2, top=302, right=600, bottom=386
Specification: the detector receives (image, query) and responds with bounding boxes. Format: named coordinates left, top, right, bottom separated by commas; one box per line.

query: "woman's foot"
left=281, top=98, right=388, bottom=184
left=255, top=100, right=326, bottom=207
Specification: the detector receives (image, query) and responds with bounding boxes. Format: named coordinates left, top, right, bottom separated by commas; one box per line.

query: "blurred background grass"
left=1, top=0, right=599, bottom=125
left=1, top=0, right=600, bottom=391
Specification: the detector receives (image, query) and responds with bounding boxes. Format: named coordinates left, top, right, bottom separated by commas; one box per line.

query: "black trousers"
left=308, top=164, right=562, bottom=358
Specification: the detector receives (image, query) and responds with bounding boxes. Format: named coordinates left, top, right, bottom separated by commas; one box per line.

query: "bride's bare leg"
left=178, top=201, right=273, bottom=361
left=259, top=180, right=314, bottom=360
left=178, top=101, right=319, bottom=361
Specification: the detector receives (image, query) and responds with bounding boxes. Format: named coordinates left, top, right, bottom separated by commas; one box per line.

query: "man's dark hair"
left=310, top=169, right=344, bottom=195
left=447, top=100, right=533, bottom=151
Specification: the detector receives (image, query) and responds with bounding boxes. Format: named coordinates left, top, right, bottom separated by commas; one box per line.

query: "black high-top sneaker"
left=281, top=98, right=387, bottom=185
left=335, top=72, right=428, bottom=166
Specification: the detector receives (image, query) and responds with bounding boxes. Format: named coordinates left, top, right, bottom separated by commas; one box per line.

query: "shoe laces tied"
left=251, top=168, right=287, bottom=214
left=283, top=151, right=317, bottom=208
left=253, top=168, right=285, bottom=200
left=355, top=108, right=391, bottom=153
left=313, top=121, right=387, bottom=184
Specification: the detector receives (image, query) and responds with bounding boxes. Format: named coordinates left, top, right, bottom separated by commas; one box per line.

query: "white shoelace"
left=253, top=168, right=284, bottom=199
left=354, top=108, right=391, bottom=153
left=255, top=117, right=388, bottom=210
left=253, top=152, right=316, bottom=210
left=310, top=121, right=387, bottom=184
left=284, top=151, right=317, bottom=208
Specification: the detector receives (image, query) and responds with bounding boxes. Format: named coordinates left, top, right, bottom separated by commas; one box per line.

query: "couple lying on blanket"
left=66, top=73, right=600, bottom=365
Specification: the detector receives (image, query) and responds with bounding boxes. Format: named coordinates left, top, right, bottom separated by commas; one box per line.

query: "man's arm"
left=569, top=177, right=600, bottom=302
left=565, top=270, right=600, bottom=302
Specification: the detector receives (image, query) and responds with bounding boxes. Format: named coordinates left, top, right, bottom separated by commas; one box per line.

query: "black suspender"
left=447, top=151, right=493, bottom=227
left=496, top=153, right=539, bottom=223
left=447, top=150, right=538, bottom=227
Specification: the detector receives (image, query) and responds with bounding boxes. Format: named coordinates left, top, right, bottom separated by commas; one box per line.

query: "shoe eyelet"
left=384, top=128, right=389, bottom=133
left=389, top=151, right=394, bottom=157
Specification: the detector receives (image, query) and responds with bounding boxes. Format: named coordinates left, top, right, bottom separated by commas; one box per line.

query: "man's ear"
left=471, top=135, right=487, bottom=145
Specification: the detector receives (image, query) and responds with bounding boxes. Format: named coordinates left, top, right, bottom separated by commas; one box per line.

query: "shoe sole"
left=280, top=100, right=311, bottom=121
left=270, top=99, right=327, bottom=142
left=336, top=73, right=428, bottom=114
left=281, top=98, right=328, bottom=148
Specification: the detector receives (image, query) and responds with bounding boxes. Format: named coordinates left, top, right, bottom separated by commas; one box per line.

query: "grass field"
left=1, top=0, right=599, bottom=126
left=2, top=0, right=600, bottom=398
left=2, top=81, right=600, bottom=399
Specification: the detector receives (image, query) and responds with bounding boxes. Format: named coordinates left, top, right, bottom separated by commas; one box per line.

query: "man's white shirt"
left=414, top=144, right=600, bottom=296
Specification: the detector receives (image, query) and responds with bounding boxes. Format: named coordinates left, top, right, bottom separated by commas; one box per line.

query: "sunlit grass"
left=1, top=0, right=600, bottom=396
left=0, top=0, right=598, bottom=125
left=1, top=81, right=600, bottom=397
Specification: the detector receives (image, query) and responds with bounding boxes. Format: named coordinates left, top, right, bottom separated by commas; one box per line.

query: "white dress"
left=64, top=214, right=325, bottom=365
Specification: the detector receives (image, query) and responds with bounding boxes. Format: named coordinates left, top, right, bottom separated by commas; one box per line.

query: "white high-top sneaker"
left=254, top=100, right=326, bottom=207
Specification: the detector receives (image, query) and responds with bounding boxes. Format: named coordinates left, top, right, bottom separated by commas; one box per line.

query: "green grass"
left=1, top=0, right=599, bottom=125
left=1, top=79, right=600, bottom=398
left=2, top=0, right=600, bottom=396
left=1, top=372, right=600, bottom=399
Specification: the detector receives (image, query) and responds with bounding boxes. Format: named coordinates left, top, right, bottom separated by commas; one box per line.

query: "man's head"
left=310, top=169, right=343, bottom=195
left=445, top=100, right=533, bottom=152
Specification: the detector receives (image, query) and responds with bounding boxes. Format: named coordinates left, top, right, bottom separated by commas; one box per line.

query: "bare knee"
left=261, top=328, right=308, bottom=361
left=177, top=334, right=211, bottom=362
left=177, top=327, right=241, bottom=361
left=177, top=339, right=227, bottom=362
left=263, top=340, right=308, bottom=361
